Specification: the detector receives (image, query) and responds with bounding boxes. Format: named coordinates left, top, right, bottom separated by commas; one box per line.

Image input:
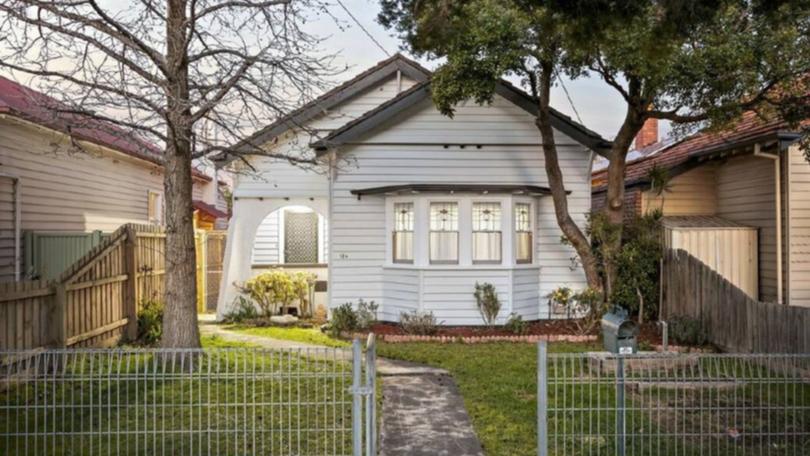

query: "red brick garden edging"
left=378, top=334, right=598, bottom=344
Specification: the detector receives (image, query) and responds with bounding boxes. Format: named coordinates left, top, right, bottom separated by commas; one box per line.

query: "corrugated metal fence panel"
left=23, top=230, right=108, bottom=280
left=665, top=227, right=758, bottom=299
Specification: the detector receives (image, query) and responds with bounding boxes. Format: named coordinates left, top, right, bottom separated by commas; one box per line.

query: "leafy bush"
left=239, top=270, right=315, bottom=316
left=312, top=304, right=329, bottom=325
left=505, top=313, right=528, bottom=335
left=136, top=299, right=163, bottom=345
left=328, top=303, right=358, bottom=337
left=221, top=296, right=260, bottom=323
left=571, top=288, right=607, bottom=335
left=356, top=299, right=378, bottom=330
left=474, top=282, right=501, bottom=326
left=400, top=310, right=441, bottom=335
left=668, top=316, right=709, bottom=346
left=611, top=212, right=663, bottom=322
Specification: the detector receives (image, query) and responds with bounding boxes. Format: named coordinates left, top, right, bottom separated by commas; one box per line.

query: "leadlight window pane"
left=515, top=203, right=531, bottom=232
left=472, top=203, right=501, bottom=231
left=430, top=202, right=458, bottom=231
left=394, top=203, right=414, bottom=231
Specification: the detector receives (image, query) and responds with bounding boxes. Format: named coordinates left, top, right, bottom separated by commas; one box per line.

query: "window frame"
left=514, top=201, right=533, bottom=264
left=428, top=201, right=460, bottom=265
left=471, top=201, right=503, bottom=265
left=392, top=202, right=415, bottom=264
left=147, top=190, right=164, bottom=225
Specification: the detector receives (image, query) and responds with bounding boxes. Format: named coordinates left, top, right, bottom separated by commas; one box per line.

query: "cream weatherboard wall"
left=0, top=118, right=210, bottom=281
left=788, top=143, right=810, bottom=307
left=715, top=154, right=779, bottom=303
left=328, top=95, right=591, bottom=324
left=642, top=165, right=718, bottom=216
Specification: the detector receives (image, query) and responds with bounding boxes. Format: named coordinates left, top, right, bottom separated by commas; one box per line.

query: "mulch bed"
left=363, top=318, right=670, bottom=346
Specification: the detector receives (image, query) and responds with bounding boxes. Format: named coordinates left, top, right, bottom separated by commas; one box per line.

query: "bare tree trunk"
left=536, top=62, right=602, bottom=291
left=161, top=0, right=201, bottom=349
left=601, top=102, right=645, bottom=300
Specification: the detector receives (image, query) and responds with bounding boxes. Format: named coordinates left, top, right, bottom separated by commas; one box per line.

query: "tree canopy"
left=380, top=0, right=810, bottom=296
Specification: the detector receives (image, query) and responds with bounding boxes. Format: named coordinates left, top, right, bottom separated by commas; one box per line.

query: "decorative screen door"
left=284, top=211, right=319, bottom=264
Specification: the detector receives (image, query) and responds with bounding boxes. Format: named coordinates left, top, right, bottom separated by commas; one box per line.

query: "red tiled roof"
left=0, top=75, right=211, bottom=181
left=193, top=200, right=229, bottom=219
left=592, top=111, right=807, bottom=192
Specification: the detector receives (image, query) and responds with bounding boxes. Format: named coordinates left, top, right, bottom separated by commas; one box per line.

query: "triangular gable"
left=226, top=54, right=431, bottom=160
left=311, top=77, right=612, bottom=154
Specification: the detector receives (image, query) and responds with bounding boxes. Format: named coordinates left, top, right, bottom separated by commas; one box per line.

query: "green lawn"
left=1, top=336, right=354, bottom=455
left=225, top=324, right=349, bottom=348
left=377, top=342, right=810, bottom=456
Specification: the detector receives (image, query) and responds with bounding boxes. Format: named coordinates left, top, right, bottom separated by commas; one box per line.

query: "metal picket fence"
left=537, top=343, right=810, bottom=456
left=0, top=335, right=377, bottom=456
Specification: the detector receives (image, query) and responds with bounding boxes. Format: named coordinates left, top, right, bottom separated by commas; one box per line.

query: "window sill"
left=383, top=263, right=540, bottom=271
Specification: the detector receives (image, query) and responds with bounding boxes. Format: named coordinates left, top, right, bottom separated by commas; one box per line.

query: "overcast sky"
left=310, top=0, right=654, bottom=141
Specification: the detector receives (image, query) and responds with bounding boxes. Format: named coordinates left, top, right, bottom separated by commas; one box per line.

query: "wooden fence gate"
left=0, top=224, right=227, bottom=350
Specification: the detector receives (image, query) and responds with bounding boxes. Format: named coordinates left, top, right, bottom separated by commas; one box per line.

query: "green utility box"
left=601, top=308, right=638, bottom=354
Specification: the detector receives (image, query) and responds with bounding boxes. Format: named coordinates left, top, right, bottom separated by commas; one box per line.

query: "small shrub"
left=668, top=316, right=709, bottom=346
left=222, top=296, right=260, bottom=323
left=571, top=288, right=607, bottom=335
left=400, top=310, right=441, bottom=335
left=356, top=299, right=379, bottom=330
left=473, top=282, right=501, bottom=327
left=312, top=304, right=329, bottom=325
left=328, top=303, right=358, bottom=337
left=546, top=286, right=573, bottom=316
left=238, top=270, right=296, bottom=315
left=504, top=313, right=528, bottom=335
left=136, top=299, right=163, bottom=345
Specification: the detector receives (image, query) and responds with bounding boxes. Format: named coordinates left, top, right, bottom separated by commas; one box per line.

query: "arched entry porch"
left=216, top=197, right=328, bottom=319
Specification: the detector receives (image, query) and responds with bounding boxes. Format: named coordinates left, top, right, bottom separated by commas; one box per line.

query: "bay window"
left=429, top=202, right=459, bottom=264
left=515, top=202, right=532, bottom=263
left=393, top=202, right=414, bottom=263
left=472, top=202, right=502, bottom=264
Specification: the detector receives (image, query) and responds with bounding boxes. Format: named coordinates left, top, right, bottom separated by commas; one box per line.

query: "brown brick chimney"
left=634, top=118, right=659, bottom=150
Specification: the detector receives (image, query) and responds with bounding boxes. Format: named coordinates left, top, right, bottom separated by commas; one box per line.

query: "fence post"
left=52, top=282, right=67, bottom=348
left=616, top=356, right=626, bottom=456
left=124, top=226, right=138, bottom=341
left=537, top=341, right=548, bottom=456
left=352, top=338, right=363, bottom=456
left=366, top=333, right=377, bottom=456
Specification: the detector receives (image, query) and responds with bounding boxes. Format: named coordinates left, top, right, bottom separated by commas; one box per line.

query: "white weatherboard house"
left=217, top=54, right=610, bottom=325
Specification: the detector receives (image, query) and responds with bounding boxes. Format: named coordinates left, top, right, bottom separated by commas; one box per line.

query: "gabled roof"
left=229, top=54, right=432, bottom=157
left=193, top=200, right=229, bottom=219
left=312, top=66, right=612, bottom=154
left=0, top=75, right=212, bottom=181
left=592, top=111, right=808, bottom=193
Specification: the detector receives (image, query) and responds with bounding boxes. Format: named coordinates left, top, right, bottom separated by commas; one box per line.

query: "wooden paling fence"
left=662, top=248, right=810, bottom=353
left=0, top=224, right=226, bottom=350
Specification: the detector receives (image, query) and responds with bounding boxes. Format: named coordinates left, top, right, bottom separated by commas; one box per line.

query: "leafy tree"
left=379, top=0, right=810, bottom=296
left=0, top=0, right=332, bottom=347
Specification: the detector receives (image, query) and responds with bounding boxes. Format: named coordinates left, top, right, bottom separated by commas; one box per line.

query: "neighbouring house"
left=217, top=54, right=611, bottom=325
left=0, top=75, right=230, bottom=281
left=592, top=114, right=810, bottom=307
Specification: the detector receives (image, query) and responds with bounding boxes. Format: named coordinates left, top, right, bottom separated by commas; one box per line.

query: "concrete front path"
left=198, top=319, right=484, bottom=456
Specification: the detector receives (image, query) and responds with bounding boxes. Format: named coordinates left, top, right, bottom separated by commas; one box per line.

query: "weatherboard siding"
left=0, top=119, right=209, bottom=281
left=235, top=75, right=417, bottom=199
left=642, top=165, right=718, bottom=216
left=716, top=154, right=778, bottom=302
left=788, top=144, right=810, bottom=307
left=329, top=94, right=591, bottom=324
